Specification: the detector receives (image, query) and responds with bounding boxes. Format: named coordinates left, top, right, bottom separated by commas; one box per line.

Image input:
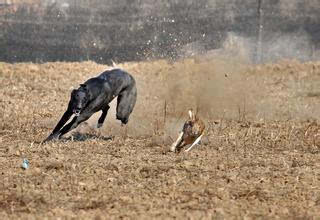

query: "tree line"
left=0, top=0, right=319, bottom=63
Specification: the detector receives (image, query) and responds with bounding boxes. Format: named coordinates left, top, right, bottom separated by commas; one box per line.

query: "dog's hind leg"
left=97, top=105, right=110, bottom=128
left=116, top=85, right=137, bottom=125
left=44, top=110, right=73, bottom=142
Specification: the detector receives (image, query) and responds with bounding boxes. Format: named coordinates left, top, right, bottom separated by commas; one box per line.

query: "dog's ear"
left=71, top=89, right=76, bottom=96
left=80, top=84, right=92, bottom=100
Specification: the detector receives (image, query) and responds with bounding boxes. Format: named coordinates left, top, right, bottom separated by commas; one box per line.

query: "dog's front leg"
left=58, top=112, right=93, bottom=139
left=44, top=110, right=73, bottom=142
left=97, top=105, right=110, bottom=128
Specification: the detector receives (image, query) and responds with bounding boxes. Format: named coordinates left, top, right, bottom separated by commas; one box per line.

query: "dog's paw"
left=97, top=123, right=103, bottom=128
left=43, top=133, right=59, bottom=143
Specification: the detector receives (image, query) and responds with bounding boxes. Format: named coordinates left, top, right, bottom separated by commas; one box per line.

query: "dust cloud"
left=88, top=55, right=262, bottom=140
left=55, top=30, right=320, bottom=140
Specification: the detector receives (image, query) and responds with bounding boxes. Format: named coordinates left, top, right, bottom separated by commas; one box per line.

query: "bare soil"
left=1, top=57, right=320, bottom=219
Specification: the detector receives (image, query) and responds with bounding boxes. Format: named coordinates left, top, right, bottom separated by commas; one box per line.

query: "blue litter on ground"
left=22, top=159, right=29, bottom=170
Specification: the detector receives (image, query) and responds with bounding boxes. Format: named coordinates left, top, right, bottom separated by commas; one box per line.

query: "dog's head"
left=70, top=84, right=90, bottom=116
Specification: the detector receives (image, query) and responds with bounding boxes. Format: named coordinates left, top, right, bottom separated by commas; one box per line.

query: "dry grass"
left=1, top=58, right=320, bottom=219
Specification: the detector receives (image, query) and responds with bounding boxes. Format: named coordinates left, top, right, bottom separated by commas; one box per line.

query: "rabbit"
left=170, top=109, right=205, bottom=153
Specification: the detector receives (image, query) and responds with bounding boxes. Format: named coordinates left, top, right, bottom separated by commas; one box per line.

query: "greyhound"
left=44, top=68, right=137, bottom=142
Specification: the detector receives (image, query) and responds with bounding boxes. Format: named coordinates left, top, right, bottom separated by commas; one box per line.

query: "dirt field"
left=1, top=57, right=320, bottom=219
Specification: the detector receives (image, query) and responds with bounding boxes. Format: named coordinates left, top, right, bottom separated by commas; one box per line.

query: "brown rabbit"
left=170, top=109, right=205, bottom=153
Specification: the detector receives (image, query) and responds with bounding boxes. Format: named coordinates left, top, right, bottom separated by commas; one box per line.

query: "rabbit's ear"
left=195, top=106, right=199, bottom=117
left=188, top=109, right=194, bottom=120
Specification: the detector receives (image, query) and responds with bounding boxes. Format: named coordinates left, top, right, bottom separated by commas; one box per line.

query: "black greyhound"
left=44, top=68, right=137, bottom=142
